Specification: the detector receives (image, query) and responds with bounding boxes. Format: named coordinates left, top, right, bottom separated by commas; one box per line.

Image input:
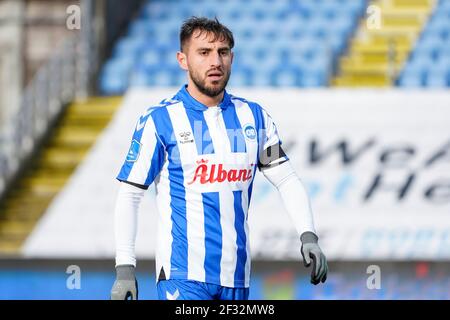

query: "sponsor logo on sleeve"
left=126, top=139, right=141, bottom=162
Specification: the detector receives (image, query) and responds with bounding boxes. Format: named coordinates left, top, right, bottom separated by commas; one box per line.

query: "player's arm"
left=111, top=109, right=165, bottom=299
left=111, top=182, right=145, bottom=300
left=259, top=143, right=328, bottom=285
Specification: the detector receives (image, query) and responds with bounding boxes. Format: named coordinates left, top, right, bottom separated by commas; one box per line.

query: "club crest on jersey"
left=243, top=124, right=256, bottom=140
left=126, top=139, right=141, bottom=162
left=178, top=131, right=194, bottom=144
left=188, top=159, right=253, bottom=185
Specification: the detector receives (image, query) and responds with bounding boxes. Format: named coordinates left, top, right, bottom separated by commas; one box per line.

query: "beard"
left=188, top=66, right=231, bottom=98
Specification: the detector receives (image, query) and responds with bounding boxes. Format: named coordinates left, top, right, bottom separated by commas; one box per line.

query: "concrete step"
left=0, top=241, right=22, bottom=255
left=340, top=53, right=407, bottom=65
left=21, top=175, right=68, bottom=188
left=340, top=63, right=403, bottom=74
left=368, top=34, right=415, bottom=46
left=351, top=43, right=411, bottom=55
left=51, top=127, right=102, bottom=148
left=0, top=208, right=46, bottom=222
left=0, top=96, right=122, bottom=255
left=365, top=26, right=423, bottom=37
left=333, top=75, right=391, bottom=86
left=389, top=0, right=435, bottom=8
left=60, top=114, right=114, bottom=128
left=40, top=149, right=87, bottom=169
left=0, top=220, right=36, bottom=236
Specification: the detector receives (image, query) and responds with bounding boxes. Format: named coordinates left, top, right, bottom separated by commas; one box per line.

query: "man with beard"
left=111, top=17, right=327, bottom=300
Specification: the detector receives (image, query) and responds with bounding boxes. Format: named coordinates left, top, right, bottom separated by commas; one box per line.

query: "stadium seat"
left=252, top=69, right=272, bottom=86
left=128, top=68, right=151, bottom=88
left=301, top=68, right=328, bottom=87
left=270, top=65, right=302, bottom=87
left=397, top=0, right=450, bottom=87
left=426, top=69, right=449, bottom=87
left=99, top=70, right=129, bottom=95
left=398, top=72, right=424, bottom=87
left=229, top=65, right=254, bottom=87
left=99, top=0, right=366, bottom=92
left=112, top=36, right=147, bottom=59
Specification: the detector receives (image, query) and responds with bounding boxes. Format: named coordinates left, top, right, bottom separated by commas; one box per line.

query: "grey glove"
left=300, top=232, right=328, bottom=285
left=111, top=265, right=138, bottom=300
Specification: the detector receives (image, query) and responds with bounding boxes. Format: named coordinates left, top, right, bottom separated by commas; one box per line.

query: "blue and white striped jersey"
left=117, top=85, right=287, bottom=288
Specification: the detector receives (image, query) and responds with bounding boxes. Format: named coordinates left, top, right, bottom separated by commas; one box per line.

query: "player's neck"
left=186, top=83, right=224, bottom=107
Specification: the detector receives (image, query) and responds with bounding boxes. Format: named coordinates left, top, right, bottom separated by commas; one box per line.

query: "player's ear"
left=177, top=51, right=188, bottom=71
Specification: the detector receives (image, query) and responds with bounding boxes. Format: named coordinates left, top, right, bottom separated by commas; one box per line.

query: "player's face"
left=178, top=30, right=233, bottom=98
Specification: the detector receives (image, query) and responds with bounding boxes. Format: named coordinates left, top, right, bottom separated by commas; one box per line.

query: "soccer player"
left=111, top=17, right=327, bottom=300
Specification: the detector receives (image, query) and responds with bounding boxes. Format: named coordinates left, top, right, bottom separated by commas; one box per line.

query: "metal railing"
left=0, top=36, right=80, bottom=197
left=0, top=0, right=98, bottom=198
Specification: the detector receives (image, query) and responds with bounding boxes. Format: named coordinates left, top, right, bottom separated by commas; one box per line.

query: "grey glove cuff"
left=116, top=265, right=135, bottom=281
left=300, top=231, right=318, bottom=244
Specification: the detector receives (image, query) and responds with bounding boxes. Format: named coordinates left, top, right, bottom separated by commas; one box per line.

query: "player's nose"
left=209, top=51, right=222, bottom=67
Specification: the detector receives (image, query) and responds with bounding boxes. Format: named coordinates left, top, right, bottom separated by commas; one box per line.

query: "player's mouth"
left=207, top=71, right=223, bottom=81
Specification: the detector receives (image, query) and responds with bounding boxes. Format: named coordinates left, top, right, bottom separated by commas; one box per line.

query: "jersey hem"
left=160, top=272, right=249, bottom=288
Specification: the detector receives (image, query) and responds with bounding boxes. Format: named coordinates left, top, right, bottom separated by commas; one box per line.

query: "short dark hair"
left=179, top=16, right=234, bottom=52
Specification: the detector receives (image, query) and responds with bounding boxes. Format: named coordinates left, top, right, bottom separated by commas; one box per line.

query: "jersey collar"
left=175, top=84, right=232, bottom=111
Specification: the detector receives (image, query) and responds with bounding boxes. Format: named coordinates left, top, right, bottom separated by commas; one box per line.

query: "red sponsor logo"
left=188, top=159, right=254, bottom=185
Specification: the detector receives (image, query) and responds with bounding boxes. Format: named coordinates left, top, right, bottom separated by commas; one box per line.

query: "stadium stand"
left=398, top=0, right=450, bottom=87
left=334, top=0, right=436, bottom=86
left=3, top=0, right=448, bottom=257
left=99, top=0, right=450, bottom=91
left=1, top=0, right=449, bottom=301
left=0, top=98, right=122, bottom=254
left=0, top=0, right=138, bottom=256
left=99, top=0, right=368, bottom=94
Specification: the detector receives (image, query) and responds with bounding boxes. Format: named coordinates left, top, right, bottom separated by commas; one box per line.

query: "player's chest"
left=163, top=115, right=259, bottom=188
left=166, top=109, right=258, bottom=161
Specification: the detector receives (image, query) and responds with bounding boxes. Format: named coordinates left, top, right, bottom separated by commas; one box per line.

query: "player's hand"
left=300, top=232, right=328, bottom=285
left=111, top=265, right=138, bottom=300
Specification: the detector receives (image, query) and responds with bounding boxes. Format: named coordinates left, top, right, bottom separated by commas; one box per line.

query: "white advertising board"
left=22, top=88, right=450, bottom=260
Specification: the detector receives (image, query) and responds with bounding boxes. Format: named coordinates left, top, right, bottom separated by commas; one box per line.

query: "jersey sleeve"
left=261, top=108, right=282, bottom=150
left=116, top=110, right=165, bottom=189
left=258, top=107, right=289, bottom=169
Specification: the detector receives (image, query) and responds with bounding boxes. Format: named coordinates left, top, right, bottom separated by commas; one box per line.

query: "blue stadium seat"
left=426, top=69, right=449, bottom=87
left=229, top=65, right=254, bottom=87
left=127, top=19, right=154, bottom=38
left=439, top=0, right=450, bottom=14
left=301, top=67, right=328, bottom=87
left=399, top=0, right=450, bottom=87
left=99, top=58, right=133, bottom=94
left=408, top=55, right=433, bottom=73
left=99, top=0, right=365, bottom=91
left=141, top=2, right=170, bottom=20
left=426, top=58, right=450, bottom=86
left=112, top=36, right=147, bottom=59
left=416, top=35, right=445, bottom=59
left=140, top=49, right=161, bottom=67
left=128, top=68, right=151, bottom=88
left=397, top=70, right=424, bottom=87
left=99, top=75, right=128, bottom=95
left=270, top=65, right=302, bottom=87
left=333, top=16, right=356, bottom=39
left=425, top=17, right=450, bottom=40
left=252, top=69, right=272, bottom=86
left=142, top=65, right=184, bottom=87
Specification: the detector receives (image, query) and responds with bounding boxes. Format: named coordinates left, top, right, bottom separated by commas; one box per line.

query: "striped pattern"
left=117, top=86, right=283, bottom=288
